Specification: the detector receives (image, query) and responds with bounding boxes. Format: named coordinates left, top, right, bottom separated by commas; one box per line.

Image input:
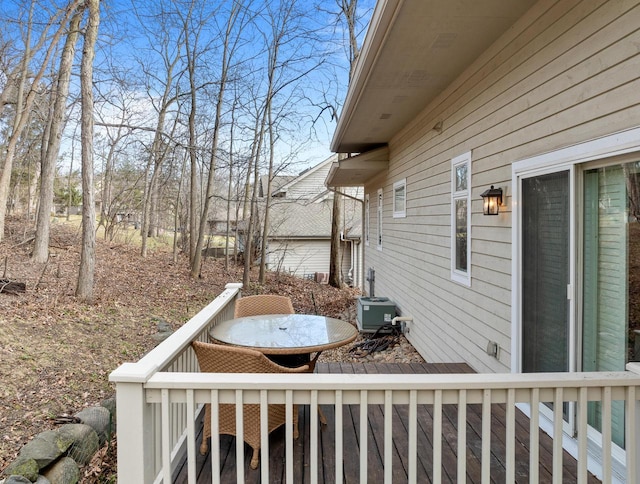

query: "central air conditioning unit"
left=356, top=296, right=396, bottom=332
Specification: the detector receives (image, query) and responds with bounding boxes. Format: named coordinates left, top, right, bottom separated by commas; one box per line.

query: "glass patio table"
left=209, top=314, right=358, bottom=364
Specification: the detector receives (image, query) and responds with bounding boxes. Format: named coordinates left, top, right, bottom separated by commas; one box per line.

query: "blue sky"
left=93, top=0, right=376, bottom=173
left=1, top=0, right=376, bottom=174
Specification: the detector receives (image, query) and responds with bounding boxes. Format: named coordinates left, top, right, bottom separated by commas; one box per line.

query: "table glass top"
left=210, top=314, right=358, bottom=352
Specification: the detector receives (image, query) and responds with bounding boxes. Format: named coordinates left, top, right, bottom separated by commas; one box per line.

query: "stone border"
left=1, top=398, right=115, bottom=484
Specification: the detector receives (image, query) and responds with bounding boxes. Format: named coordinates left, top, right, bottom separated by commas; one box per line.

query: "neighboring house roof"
left=208, top=201, right=239, bottom=223
left=330, top=0, right=537, bottom=155
left=267, top=199, right=362, bottom=240
left=260, top=175, right=295, bottom=197
left=272, top=155, right=337, bottom=198
left=240, top=154, right=363, bottom=241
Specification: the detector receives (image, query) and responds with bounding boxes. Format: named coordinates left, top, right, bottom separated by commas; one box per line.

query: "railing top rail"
left=109, top=283, right=242, bottom=384
left=145, top=369, right=640, bottom=391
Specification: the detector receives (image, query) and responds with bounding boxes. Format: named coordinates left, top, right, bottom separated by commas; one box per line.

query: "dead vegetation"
left=0, top=217, right=359, bottom=480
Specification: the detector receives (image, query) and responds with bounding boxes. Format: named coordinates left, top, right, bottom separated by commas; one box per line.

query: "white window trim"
left=392, top=178, right=406, bottom=218
left=451, top=151, right=471, bottom=286
left=365, top=193, right=370, bottom=246
left=376, top=188, right=383, bottom=251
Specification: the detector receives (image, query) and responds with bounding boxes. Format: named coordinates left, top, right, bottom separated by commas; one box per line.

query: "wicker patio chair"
left=233, top=294, right=327, bottom=424
left=192, top=341, right=309, bottom=469
left=233, top=294, right=294, bottom=318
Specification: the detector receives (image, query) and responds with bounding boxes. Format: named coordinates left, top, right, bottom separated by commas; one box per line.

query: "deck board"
left=173, top=362, right=600, bottom=483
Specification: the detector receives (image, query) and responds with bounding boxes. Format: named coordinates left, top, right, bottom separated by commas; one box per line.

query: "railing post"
left=627, top=363, right=640, bottom=484
left=110, top=362, right=158, bottom=483
left=226, top=282, right=242, bottom=302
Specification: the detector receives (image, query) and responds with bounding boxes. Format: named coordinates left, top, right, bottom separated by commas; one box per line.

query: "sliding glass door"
left=582, top=162, right=639, bottom=447
left=521, top=171, right=570, bottom=374
left=519, top=160, right=639, bottom=448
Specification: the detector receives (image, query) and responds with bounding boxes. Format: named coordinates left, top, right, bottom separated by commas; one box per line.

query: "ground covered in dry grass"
left=0, top=217, right=360, bottom=481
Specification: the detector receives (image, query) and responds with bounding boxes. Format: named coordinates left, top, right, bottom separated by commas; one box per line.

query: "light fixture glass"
left=480, top=185, right=503, bottom=215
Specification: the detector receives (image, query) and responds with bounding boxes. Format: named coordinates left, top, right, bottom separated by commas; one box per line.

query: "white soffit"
left=326, top=146, right=390, bottom=187
left=331, top=0, right=537, bottom=154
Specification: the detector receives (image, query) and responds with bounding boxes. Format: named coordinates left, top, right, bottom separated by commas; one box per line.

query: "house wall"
left=268, top=239, right=354, bottom=282
left=286, top=161, right=333, bottom=200
left=268, top=240, right=330, bottom=278
left=364, top=0, right=640, bottom=373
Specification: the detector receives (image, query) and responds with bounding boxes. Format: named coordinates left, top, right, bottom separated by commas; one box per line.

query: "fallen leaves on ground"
left=0, top=217, right=359, bottom=481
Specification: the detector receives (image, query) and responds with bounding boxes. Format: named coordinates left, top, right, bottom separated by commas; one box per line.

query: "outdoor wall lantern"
left=480, top=185, right=503, bottom=215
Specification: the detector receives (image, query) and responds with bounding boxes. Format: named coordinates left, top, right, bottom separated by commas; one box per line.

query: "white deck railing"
left=110, top=283, right=640, bottom=484
left=109, top=282, right=242, bottom=483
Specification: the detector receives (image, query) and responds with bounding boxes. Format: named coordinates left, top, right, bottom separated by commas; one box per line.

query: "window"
left=393, top=178, right=406, bottom=218
left=451, top=152, right=471, bottom=285
left=365, top=194, right=370, bottom=246
left=376, top=188, right=383, bottom=250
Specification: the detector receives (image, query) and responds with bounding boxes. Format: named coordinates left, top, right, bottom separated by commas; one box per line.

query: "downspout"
left=328, top=187, right=364, bottom=291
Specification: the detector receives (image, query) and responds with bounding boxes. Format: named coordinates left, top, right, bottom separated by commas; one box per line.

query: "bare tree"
left=133, top=0, right=186, bottom=257
left=329, top=0, right=361, bottom=288
left=257, top=2, right=290, bottom=284
left=190, top=0, right=248, bottom=277
left=254, top=1, right=327, bottom=283
left=93, top=81, right=139, bottom=239
left=76, top=0, right=99, bottom=302
left=32, top=5, right=84, bottom=262
left=182, top=0, right=200, bottom=264
left=0, top=0, right=82, bottom=240
left=242, top=96, right=267, bottom=287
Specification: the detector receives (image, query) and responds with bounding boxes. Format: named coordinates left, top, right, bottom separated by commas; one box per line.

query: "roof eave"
left=330, top=0, right=401, bottom=154
left=325, top=146, right=390, bottom=187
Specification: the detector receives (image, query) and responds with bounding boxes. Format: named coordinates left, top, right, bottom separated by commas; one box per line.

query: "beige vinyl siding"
left=364, top=0, right=640, bottom=372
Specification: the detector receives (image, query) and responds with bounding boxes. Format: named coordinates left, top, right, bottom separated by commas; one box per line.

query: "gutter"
left=328, top=186, right=365, bottom=291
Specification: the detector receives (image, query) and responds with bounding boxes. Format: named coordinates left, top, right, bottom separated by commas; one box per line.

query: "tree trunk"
left=0, top=0, right=81, bottom=241
left=173, top=151, right=187, bottom=263
left=0, top=280, right=26, bottom=295
left=242, top=116, right=267, bottom=287
left=98, top=119, right=124, bottom=238
left=258, top=99, right=275, bottom=283
left=329, top=0, right=360, bottom=288
left=224, top=95, right=238, bottom=271
left=33, top=7, right=83, bottom=262
left=329, top=190, right=342, bottom=287
left=75, top=0, right=99, bottom=302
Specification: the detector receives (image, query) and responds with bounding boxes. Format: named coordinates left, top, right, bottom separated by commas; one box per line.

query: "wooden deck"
left=174, top=361, right=600, bottom=483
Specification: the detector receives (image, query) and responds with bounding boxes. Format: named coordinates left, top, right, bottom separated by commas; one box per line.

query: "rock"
left=36, top=431, right=74, bottom=454
left=5, top=475, right=33, bottom=483
left=17, top=430, right=71, bottom=469
left=100, top=396, right=116, bottom=419
left=42, top=457, right=78, bottom=484
left=101, top=397, right=116, bottom=435
left=74, top=407, right=112, bottom=445
left=9, top=476, right=52, bottom=484
left=155, top=319, right=172, bottom=333
left=150, top=317, right=174, bottom=342
left=151, top=331, right=173, bottom=343
left=2, top=457, right=39, bottom=482
left=58, top=424, right=99, bottom=466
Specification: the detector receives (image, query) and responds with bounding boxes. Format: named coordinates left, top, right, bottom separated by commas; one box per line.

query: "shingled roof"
left=267, top=199, right=361, bottom=239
